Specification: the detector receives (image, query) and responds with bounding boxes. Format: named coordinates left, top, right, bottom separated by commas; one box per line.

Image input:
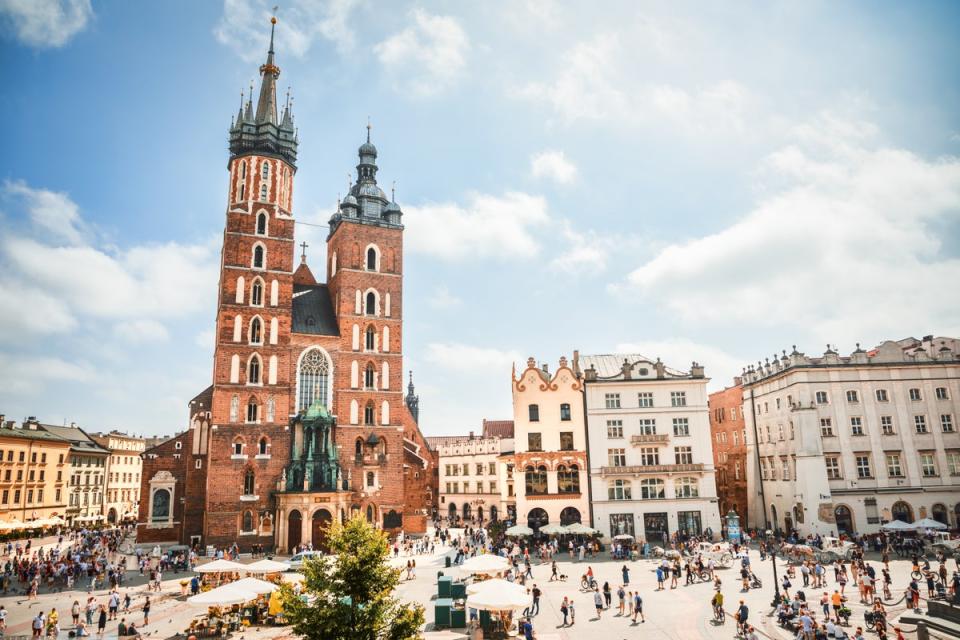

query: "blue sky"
left=1, top=0, right=959, bottom=437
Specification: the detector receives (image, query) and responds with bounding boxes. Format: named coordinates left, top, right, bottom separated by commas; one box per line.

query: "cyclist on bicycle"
left=711, top=590, right=724, bottom=622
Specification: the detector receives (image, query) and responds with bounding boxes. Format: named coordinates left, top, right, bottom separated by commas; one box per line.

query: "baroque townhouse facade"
left=432, top=432, right=515, bottom=526
left=743, top=336, right=960, bottom=537
left=579, top=354, right=721, bottom=545
left=512, top=357, right=590, bottom=532
left=708, top=381, right=749, bottom=527
left=38, top=423, right=110, bottom=525
left=0, top=417, right=71, bottom=523
left=137, top=19, right=435, bottom=551
left=90, top=432, right=145, bottom=524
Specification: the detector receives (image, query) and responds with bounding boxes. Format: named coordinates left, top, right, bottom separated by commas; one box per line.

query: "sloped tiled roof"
left=482, top=420, right=514, bottom=439
left=291, top=284, right=339, bottom=336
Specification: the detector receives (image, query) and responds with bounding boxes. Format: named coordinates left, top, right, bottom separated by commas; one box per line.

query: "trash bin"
left=445, top=556, right=452, bottom=568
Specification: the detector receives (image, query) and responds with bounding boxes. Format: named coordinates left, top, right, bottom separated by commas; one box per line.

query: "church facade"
left=137, top=20, right=434, bottom=552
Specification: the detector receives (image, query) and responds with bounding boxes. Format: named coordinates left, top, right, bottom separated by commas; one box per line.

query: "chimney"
left=572, top=350, right=580, bottom=375
left=654, top=358, right=665, bottom=379
left=584, top=364, right=598, bottom=382
left=469, top=430, right=474, bottom=440
left=691, top=361, right=705, bottom=378
left=25, top=417, right=39, bottom=430
left=733, top=376, right=743, bottom=387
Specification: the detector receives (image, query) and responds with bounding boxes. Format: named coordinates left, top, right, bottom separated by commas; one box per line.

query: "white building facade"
left=436, top=434, right=515, bottom=526
left=579, top=353, right=722, bottom=545
left=512, top=357, right=591, bottom=530
left=743, top=337, right=960, bottom=537
left=91, top=432, right=145, bottom=525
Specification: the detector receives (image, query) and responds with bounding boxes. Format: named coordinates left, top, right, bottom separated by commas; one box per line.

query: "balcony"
left=600, top=463, right=704, bottom=476
left=630, top=434, right=669, bottom=445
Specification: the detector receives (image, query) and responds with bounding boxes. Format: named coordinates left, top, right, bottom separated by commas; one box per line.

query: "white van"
left=285, top=550, right=323, bottom=570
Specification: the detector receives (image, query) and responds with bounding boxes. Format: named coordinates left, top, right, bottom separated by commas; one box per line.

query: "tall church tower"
left=324, top=128, right=409, bottom=525
left=205, top=17, right=298, bottom=544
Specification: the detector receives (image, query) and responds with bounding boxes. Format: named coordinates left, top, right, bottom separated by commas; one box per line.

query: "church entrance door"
left=288, top=510, right=302, bottom=552
left=312, top=509, right=333, bottom=551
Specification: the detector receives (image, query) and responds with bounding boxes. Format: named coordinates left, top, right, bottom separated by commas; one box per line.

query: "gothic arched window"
left=261, top=160, right=269, bottom=180
left=297, top=348, right=331, bottom=412
left=366, top=246, right=378, bottom=271
left=242, top=510, right=253, bottom=532
left=248, top=355, right=261, bottom=384
left=258, top=437, right=268, bottom=455
left=260, top=184, right=268, bottom=201
left=246, top=398, right=258, bottom=423
left=364, top=402, right=375, bottom=425
left=256, top=212, right=267, bottom=235
left=151, top=489, right=170, bottom=522
left=365, top=326, right=375, bottom=351
left=243, top=469, right=255, bottom=496
left=364, top=364, right=375, bottom=389
left=365, top=291, right=376, bottom=315
left=252, top=245, right=265, bottom=269
left=354, top=438, right=363, bottom=460
left=250, top=278, right=263, bottom=307
left=249, top=317, right=262, bottom=344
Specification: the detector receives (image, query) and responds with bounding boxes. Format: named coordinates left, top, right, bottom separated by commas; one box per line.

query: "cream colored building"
left=579, top=354, right=722, bottom=544
left=0, top=417, right=71, bottom=523
left=743, top=336, right=960, bottom=537
left=512, top=356, right=590, bottom=530
left=434, top=433, right=515, bottom=525
left=91, top=431, right=145, bottom=524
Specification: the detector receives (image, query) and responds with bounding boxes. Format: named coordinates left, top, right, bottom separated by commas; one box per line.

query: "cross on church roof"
left=300, top=241, right=308, bottom=263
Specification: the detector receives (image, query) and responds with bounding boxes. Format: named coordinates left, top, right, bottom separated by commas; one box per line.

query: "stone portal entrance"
left=288, top=510, right=302, bottom=551
left=312, top=509, right=333, bottom=550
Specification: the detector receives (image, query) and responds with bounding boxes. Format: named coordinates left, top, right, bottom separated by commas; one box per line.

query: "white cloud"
left=425, top=343, right=522, bottom=375
left=0, top=353, right=94, bottom=395
left=215, top=0, right=358, bottom=62
left=427, top=285, right=462, bottom=310
left=194, top=329, right=215, bottom=351
left=0, top=280, right=75, bottom=339
left=530, top=150, right=578, bottom=184
left=549, top=223, right=613, bottom=274
left=616, top=114, right=960, bottom=344
left=404, top=191, right=549, bottom=261
left=521, top=34, right=753, bottom=136
left=613, top=339, right=744, bottom=390
left=114, top=320, right=170, bottom=344
left=0, top=0, right=92, bottom=48
left=4, top=179, right=86, bottom=244
left=373, top=9, right=469, bottom=97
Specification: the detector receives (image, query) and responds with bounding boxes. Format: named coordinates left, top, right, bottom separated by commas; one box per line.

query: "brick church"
left=137, top=19, right=435, bottom=552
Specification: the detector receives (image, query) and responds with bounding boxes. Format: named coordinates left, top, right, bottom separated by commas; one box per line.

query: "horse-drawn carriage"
left=692, top=541, right=735, bottom=568
left=815, top=537, right=857, bottom=563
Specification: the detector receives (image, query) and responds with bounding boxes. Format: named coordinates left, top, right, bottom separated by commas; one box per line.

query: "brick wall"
left=708, top=383, right=749, bottom=527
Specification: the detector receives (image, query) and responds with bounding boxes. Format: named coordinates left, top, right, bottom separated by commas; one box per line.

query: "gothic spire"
left=254, top=16, right=280, bottom=125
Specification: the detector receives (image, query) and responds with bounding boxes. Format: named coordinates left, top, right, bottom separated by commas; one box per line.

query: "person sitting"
left=75, top=620, right=89, bottom=637
left=117, top=620, right=128, bottom=636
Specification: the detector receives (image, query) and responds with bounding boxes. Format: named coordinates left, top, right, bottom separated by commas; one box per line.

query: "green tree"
left=282, top=515, right=424, bottom=640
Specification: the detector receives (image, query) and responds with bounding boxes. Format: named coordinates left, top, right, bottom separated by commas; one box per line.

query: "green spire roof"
left=305, top=398, right=329, bottom=420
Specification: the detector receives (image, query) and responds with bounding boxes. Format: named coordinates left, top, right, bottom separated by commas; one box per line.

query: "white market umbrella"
left=881, top=520, right=916, bottom=531
left=564, top=523, right=597, bottom=535
left=188, top=583, right=257, bottom=606
left=195, top=559, right=247, bottom=573
left=467, top=578, right=528, bottom=597
left=613, top=534, right=635, bottom=541
left=230, top=577, right=279, bottom=595
left=461, top=554, right=510, bottom=574
left=912, top=518, right=948, bottom=530
left=505, top=525, right=533, bottom=537
left=466, top=581, right=530, bottom=612
left=539, top=524, right=566, bottom=535
left=245, top=559, right=289, bottom=574
left=48, top=516, right=65, bottom=525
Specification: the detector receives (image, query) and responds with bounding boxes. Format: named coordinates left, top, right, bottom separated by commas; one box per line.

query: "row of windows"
left=0, top=451, right=65, bottom=465
left=608, top=446, right=694, bottom=466
left=604, top=391, right=687, bottom=409
left=70, top=456, right=105, bottom=467
left=444, top=481, right=498, bottom=494
left=1, top=468, right=63, bottom=483
left=69, top=491, right=101, bottom=506
left=818, top=414, right=955, bottom=437
left=107, top=488, right=137, bottom=503
left=712, top=406, right=738, bottom=422
left=444, top=462, right=498, bottom=477
left=526, top=403, right=572, bottom=422
left=526, top=432, right=574, bottom=451
left=757, top=386, right=951, bottom=415
left=108, top=472, right=140, bottom=483
left=607, top=477, right=700, bottom=500
left=1, top=487, right=62, bottom=505
left=524, top=464, right=580, bottom=495
left=715, top=429, right=747, bottom=445
left=606, top=417, right=691, bottom=438
left=232, top=158, right=291, bottom=206
left=232, top=438, right=271, bottom=456
left=820, top=451, right=960, bottom=480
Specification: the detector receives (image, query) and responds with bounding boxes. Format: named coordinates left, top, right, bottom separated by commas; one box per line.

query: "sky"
left=1, top=0, right=959, bottom=438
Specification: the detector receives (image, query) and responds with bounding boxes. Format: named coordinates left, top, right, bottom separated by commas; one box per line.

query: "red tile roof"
left=482, top=419, right=514, bottom=439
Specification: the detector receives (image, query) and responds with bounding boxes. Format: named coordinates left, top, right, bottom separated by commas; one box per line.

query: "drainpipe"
left=748, top=387, right=770, bottom=532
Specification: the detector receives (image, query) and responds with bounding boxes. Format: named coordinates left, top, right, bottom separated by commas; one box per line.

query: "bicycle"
left=580, top=575, right=597, bottom=591
left=911, top=570, right=940, bottom=583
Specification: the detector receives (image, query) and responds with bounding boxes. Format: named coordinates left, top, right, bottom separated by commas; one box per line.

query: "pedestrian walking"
left=617, top=585, right=625, bottom=614
left=142, top=596, right=150, bottom=626
left=97, top=605, right=107, bottom=638
left=560, top=597, right=569, bottom=626
left=593, top=588, right=603, bottom=618
left=633, top=592, right=644, bottom=623
left=622, top=564, right=630, bottom=585
left=72, top=600, right=81, bottom=626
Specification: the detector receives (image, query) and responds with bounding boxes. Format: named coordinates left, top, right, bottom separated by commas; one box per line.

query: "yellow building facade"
left=0, top=420, right=71, bottom=523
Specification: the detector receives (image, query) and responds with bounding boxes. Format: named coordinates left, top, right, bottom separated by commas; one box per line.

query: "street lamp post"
left=769, top=534, right=782, bottom=607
